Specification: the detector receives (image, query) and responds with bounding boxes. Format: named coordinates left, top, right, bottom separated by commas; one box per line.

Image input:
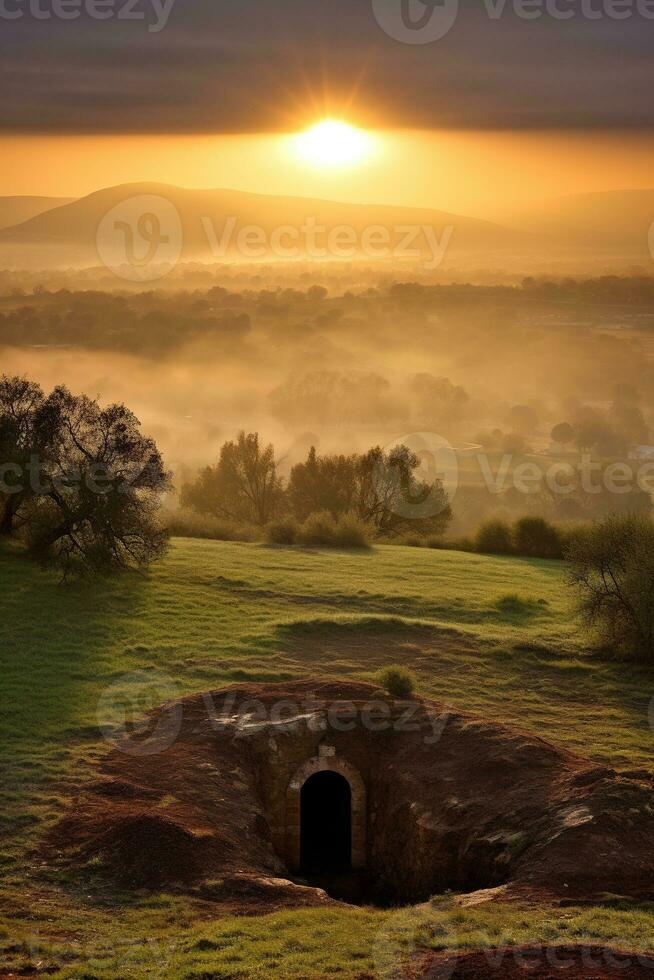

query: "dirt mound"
left=47, top=679, right=654, bottom=908
left=80, top=814, right=209, bottom=888
left=413, top=945, right=654, bottom=978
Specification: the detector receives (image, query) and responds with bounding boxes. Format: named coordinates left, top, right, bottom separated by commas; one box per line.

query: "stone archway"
left=286, top=749, right=366, bottom=871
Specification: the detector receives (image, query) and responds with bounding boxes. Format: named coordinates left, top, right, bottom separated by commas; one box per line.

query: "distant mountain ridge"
left=0, top=182, right=526, bottom=268
left=1, top=184, right=653, bottom=270
left=0, top=196, right=75, bottom=233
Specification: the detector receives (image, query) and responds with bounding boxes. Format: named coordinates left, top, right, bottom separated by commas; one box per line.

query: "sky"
left=2, top=0, right=654, bottom=215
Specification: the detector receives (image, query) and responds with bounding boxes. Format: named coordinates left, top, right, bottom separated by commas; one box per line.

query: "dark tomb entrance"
left=300, top=770, right=352, bottom=874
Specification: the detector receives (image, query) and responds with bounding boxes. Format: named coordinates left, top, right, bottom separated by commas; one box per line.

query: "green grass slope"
left=2, top=538, right=654, bottom=978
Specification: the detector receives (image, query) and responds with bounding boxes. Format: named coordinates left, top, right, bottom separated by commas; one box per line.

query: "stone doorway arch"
left=286, top=751, right=366, bottom=871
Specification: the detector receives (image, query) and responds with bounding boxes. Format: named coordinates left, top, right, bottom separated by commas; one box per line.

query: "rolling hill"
left=0, top=195, right=74, bottom=232
left=2, top=184, right=653, bottom=271
left=0, top=182, right=528, bottom=269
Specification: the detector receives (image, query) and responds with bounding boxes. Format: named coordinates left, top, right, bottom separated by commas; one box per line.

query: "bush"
left=297, top=511, right=338, bottom=546
left=297, top=511, right=371, bottom=548
left=266, top=518, right=299, bottom=545
left=166, top=509, right=256, bottom=542
left=333, top=514, right=371, bottom=549
left=495, top=593, right=543, bottom=616
left=566, top=515, right=654, bottom=660
left=514, top=517, right=563, bottom=559
left=475, top=519, right=513, bottom=555
left=377, top=665, right=417, bottom=699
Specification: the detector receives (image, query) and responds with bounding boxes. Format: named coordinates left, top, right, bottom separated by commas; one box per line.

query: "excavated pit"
left=48, top=680, right=654, bottom=911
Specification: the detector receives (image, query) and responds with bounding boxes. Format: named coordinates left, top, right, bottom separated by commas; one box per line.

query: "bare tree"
left=356, top=445, right=452, bottom=536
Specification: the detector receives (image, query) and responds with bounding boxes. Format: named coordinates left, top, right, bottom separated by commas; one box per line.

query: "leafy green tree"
left=475, top=519, right=513, bottom=555
left=0, top=375, right=170, bottom=576
left=0, top=376, right=48, bottom=536
left=286, top=447, right=357, bottom=521
left=287, top=444, right=452, bottom=537
left=514, top=517, right=563, bottom=559
left=566, top=515, right=654, bottom=659
left=182, top=432, right=283, bottom=526
left=26, top=387, right=170, bottom=576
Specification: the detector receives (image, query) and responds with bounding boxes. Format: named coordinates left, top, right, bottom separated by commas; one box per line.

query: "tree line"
left=181, top=433, right=452, bottom=540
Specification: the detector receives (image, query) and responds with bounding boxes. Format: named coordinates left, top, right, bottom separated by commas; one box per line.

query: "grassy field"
left=2, top=537, right=654, bottom=977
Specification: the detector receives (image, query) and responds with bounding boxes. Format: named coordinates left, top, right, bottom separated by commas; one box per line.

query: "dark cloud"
left=1, top=0, right=653, bottom=133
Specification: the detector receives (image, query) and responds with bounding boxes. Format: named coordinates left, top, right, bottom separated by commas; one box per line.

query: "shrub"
left=514, top=517, right=563, bottom=559
left=566, top=515, right=654, bottom=660
left=475, top=519, right=513, bottom=555
left=297, top=511, right=371, bottom=548
left=266, top=518, right=299, bottom=545
left=333, top=514, right=371, bottom=549
left=297, top=511, right=338, bottom=546
left=166, top=509, right=256, bottom=542
left=377, top=665, right=417, bottom=699
left=495, top=593, right=542, bottom=616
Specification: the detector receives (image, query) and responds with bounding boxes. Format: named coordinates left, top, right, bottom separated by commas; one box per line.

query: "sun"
left=294, top=119, right=372, bottom=169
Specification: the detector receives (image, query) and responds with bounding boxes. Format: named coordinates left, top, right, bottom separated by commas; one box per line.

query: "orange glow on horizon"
left=2, top=129, right=654, bottom=223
